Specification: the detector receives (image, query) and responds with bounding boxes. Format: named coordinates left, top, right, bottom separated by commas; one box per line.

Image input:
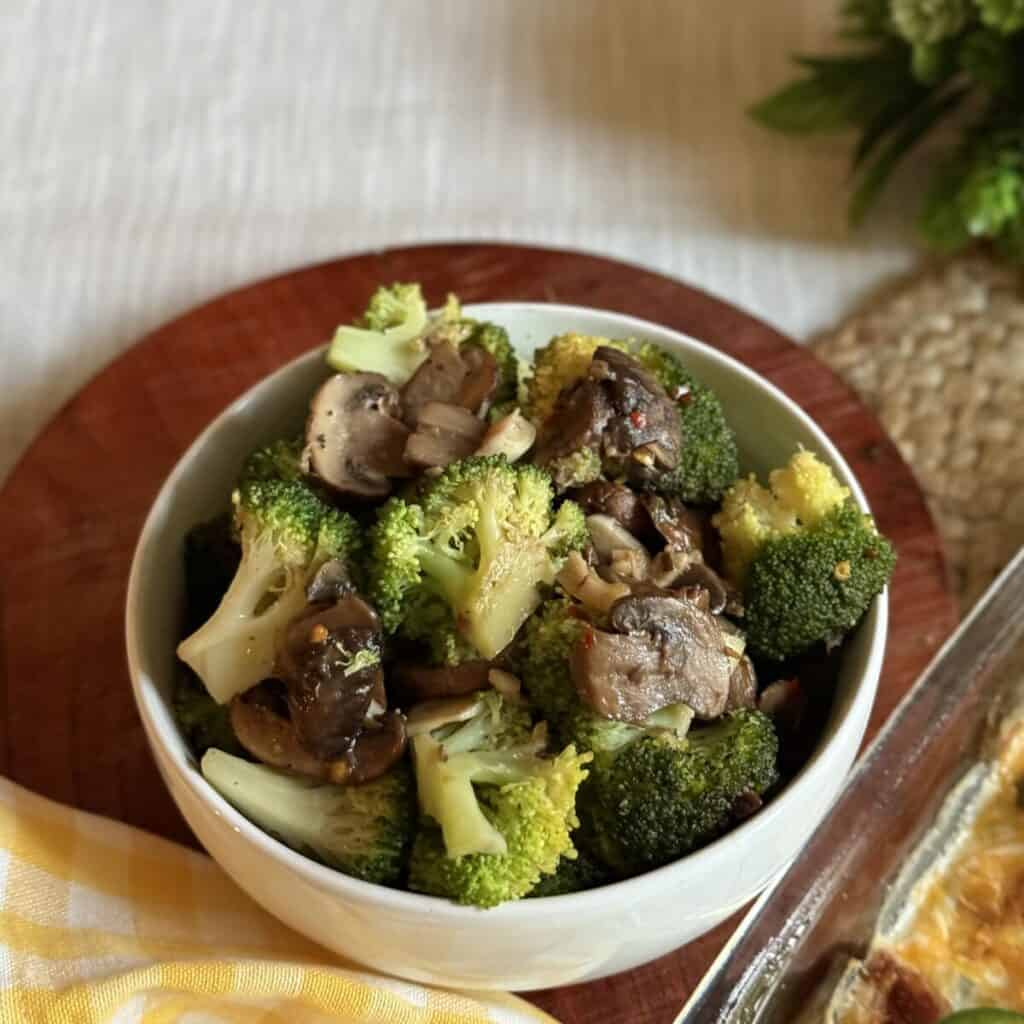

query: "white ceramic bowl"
left=126, top=303, right=887, bottom=991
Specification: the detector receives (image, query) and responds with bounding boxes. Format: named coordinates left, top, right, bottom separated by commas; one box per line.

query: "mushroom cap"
left=304, top=372, right=411, bottom=498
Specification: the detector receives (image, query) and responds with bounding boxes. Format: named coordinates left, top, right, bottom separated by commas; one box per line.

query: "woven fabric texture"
left=815, top=257, right=1024, bottom=610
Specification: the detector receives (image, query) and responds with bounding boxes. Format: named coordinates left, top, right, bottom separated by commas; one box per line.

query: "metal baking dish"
left=679, top=547, right=1024, bottom=1023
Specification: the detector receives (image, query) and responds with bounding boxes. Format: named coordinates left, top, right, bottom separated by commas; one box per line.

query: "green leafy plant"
left=752, top=0, right=1024, bottom=258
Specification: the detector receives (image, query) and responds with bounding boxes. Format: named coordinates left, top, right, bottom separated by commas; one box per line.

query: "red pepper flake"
left=673, top=385, right=692, bottom=404
left=629, top=410, right=647, bottom=428
left=582, top=628, right=596, bottom=650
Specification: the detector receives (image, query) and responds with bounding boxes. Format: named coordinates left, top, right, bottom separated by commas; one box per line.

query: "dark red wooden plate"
left=0, top=244, right=957, bottom=1023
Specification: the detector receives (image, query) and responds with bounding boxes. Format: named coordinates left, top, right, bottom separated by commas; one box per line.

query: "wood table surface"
left=0, top=243, right=958, bottom=1024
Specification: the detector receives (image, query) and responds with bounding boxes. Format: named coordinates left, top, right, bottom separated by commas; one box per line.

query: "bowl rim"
left=126, top=300, right=887, bottom=922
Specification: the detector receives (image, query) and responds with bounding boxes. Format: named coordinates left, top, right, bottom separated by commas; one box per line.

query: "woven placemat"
left=814, top=256, right=1024, bottom=611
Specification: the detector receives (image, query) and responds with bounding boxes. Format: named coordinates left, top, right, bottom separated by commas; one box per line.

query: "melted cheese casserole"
left=832, top=721, right=1024, bottom=1022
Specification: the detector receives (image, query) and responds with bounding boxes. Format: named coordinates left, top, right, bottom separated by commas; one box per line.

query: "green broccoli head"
left=527, top=846, right=614, bottom=898
left=408, top=736, right=592, bottom=908
left=744, top=501, right=896, bottom=660
left=326, top=282, right=430, bottom=384
left=176, top=478, right=361, bottom=704
left=714, top=449, right=895, bottom=660
left=237, top=437, right=306, bottom=486
left=634, top=342, right=740, bottom=505
left=368, top=456, right=587, bottom=660
left=580, top=710, right=779, bottom=876
left=545, top=447, right=604, bottom=493
left=461, top=321, right=520, bottom=407
left=201, top=750, right=416, bottom=886
left=172, top=668, right=243, bottom=758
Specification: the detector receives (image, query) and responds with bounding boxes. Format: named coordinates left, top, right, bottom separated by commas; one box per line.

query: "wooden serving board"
left=0, top=244, right=957, bottom=1023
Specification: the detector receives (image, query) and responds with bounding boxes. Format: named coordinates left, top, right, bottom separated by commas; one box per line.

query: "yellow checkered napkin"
left=0, top=777, right=557, bottom=1024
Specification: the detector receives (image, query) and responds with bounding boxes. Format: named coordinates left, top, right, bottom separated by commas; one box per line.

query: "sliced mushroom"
left=401, top=339, right=499, bottom=426
left=533, top=347, right=682, bottom=489
left=487, top=668, right=522, bottom=703
left=570, top=591, right=737, bottom=722
left=304, top=373, right=411, bottom=498
left=648, top=548, right=696, bottom=589
left=277, top=596, right=383, bottom=760
left=393, top=660, right=493, bottom=701
left=586, top=514, right=647, bottom=561
left=306, top=559, right=355, bottom=604
left=568, top=480, right=653, bottom=538
left=404, top=401, right=487, bottom=469
left=328, top=711, right=407, bottom=785
left=405, top=694, right=484, bottom=737
left=641, top=495, right=707, bottom=553
left=476, top=409, right=537, bottom=462
left=731, top=790, right=763, bottom=822
left=230, top=682, right=326, bottom=778
left=557, top=550, right=631, bottom=614
left=726, top=655, right=757, bottom=711
left=589, top=347, right=682, bottom=486
left=456, top=345, right=499, bottom=413
left=609, top=548, right=651, bottom=583
left=400, top=340, right=469, bottom=427
left=758, top=677, right=806, bottom=739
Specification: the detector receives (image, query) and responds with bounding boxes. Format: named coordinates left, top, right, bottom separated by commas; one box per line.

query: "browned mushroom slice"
left=589, top=347, right=682, bottom=486
left=570, top=591, right=736, bottom=722
left=568, top=480, right=653, bottom=538
left=475, top=409, right=536, bottom=462
left=277, top=595, right=384, bottom=761
left=726, top=655, right=757, bottom=710
left=456, top=345, right=499, bottom=414
left=532, top=379, right=611, bottom=486
left=328, top=711, right=407, bottom=785
left=305, top=559, right=355, bottom=604
left=393, top=660, right=493, bottom=701
left=229, top=682, right=326, bottom=779
left=404, top=401, right=486, bottom=469
left=641, top=495, right=707, bottom=553
left=400, top=340, right=469, bottom=427
left=304, top=372, right=410, bottom=498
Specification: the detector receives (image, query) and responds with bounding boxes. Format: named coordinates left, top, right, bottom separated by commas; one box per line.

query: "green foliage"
left=237, top=438, right=305, bottom=486
left=753, top=0, right=1024, bottom=258
left=634, top=342, right=740, bottom=505
left=744, top=501, right=897, bottom=660
left=202, top=750, right=416, bottom=886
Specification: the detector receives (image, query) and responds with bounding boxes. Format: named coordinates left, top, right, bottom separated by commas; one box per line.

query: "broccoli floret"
left=201, top=749, right=416, bottom=886
left=714, top=450, right=895, bottom=660
left=744, top=501, right=896, bottom=660
left=177, top=478, right=361, bottom=704
left=237, top=437, right=306, bottom=486
left=546, top=447, right=604, bottom=492
left=580, top=710, right=779, bottom=876
left=368, top=456, right=587, bottom=660
left=408, top=707, right=592, bottom=908
left=172, top=668, right=243, bottom=757
left=462, top=321, right=519, bottom=407
left=524, top=334, right=629, bottom=424
left=528, top=846, right=613, bottom=897
left=326, top=282, right=430, bottom=384
left=183, top=513, right=241, bottom=634
left=634, top=342, right=740, bottom=505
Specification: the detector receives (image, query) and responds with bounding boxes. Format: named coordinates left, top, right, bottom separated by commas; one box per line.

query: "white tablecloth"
left=1, top=0, right=929, bottom=484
